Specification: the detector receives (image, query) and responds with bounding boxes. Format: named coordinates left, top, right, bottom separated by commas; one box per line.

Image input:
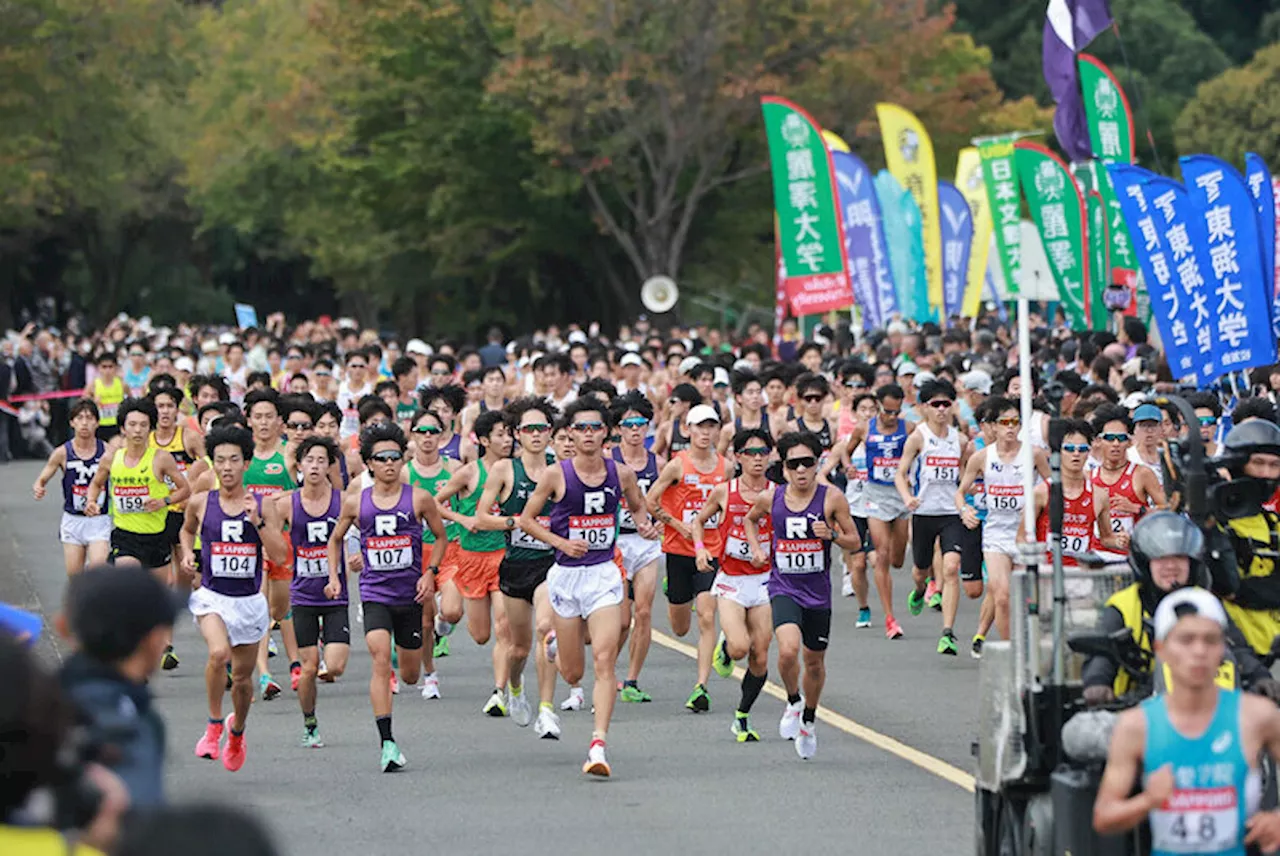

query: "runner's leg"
left=985, top=552, right=1013, bottom=640
left=585, top=603, right=621, bottom=740
left=625, top=561, right=658, bottom=685
left=62, top=543, right=87, bottom=576
left=197, top=613, right=233, bottom=720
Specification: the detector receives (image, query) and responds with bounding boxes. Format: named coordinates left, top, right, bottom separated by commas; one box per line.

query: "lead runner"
left=515, top=397, right=659, bottom=777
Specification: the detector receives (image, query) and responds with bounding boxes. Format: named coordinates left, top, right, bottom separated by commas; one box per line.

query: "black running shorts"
left=362, top=602, right=424, bottom=650
left=665, top=553, right=713, bottom=605
left=293, top=604, right=351, bottom=648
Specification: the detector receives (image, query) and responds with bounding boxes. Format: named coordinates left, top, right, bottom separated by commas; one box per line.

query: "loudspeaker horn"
left=640, top=275, right=678, bottom=314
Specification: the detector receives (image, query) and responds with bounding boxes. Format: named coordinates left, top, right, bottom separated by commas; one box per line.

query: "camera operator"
left=59, top=565, right=177, bottom=807
left=1216, top=420, right=1280, bottom=659
left=0, top=636, right=130, bottom=855
left=1081, top=512, right=1280, bottom=705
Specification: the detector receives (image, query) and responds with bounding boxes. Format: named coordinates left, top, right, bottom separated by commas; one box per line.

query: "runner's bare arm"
left=652, top=421, right=670, bottom=458
left=618, top=466, right=656, bottom=538
left=818, top=438, right=848, bottom=487
left=433, top=462, right=478, bottom=529
left=692, top=482, right=728, bottom=570
left=475, top=460, right=513, bottom=531
left=326, top=493, right=360, bottom=586
left=1094, top=487, right=1127, bottom=551
left=1093, top=709, right=1164, bottom=835
left=895, top=431, right=923, bottom=509
left=1017, top=483, right=1049, bottom=544
left=1244, top=696, right=1280, bottom=849
left=179, top=492, right=206, bottom=574
left=956, top=448, right=985, bottom=511
left=186, top=429, right=205, bottom=462
left=516, top=465, right=571, bottom=554
left=1033, top=447, right=1052, bottom=481
left=84, top=456, right=111, bottom=516
left=32, top=444, right=67, bottom=500
left=412, top=488, right=445, bottom=598
left=645, top=459, right=692, bottom=540
left=1138, top=466, right=1168, bottom=510
left=257, top=494, right=289, bottom=565
left=824, top=490, right=861, bottom=552
left=717, top=423, right=733, bottom=455
left=742, top=487, right=774, bottom=568
left=155, top=450, right=190, bottom=508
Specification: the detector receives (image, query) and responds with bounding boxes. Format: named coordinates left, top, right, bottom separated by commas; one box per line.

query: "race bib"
left=987, top=484, right=1023, bottom=512
left=511, top=516, right=551, bottom=551
left=366, top=534, right=412, bottom=571
left=248, top=483, right=285, bottom=498
left=210, top=542, right=258, bottom=579
left=1110, top=513, right=1135, bottom=534
left=71, top=484, right=88, bottom=512
left=775, top=539, right=823, bottom=573
left=100, top=403, right=118, bottom=421
left=341, top=409, right=360, bottom=438
left=682, top=507, right=720, bottom=530
left=724, top=534, right=767, bottom=563
left=112, top=484, right=148, bottom=514
left=568, top=514, right=615, bottom=550
left=924, top=455, right=960, bottom=484
left=294, top=544, right=329, bottom=578
left=872, top=456, right=899, bottom=482
left=1150, top=788, right=1239, bottom=854
left=1061, top=533, right=1090, bottom=557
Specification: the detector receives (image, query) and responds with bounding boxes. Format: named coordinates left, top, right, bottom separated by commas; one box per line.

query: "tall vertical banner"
left=1015, top=141, right=1090, bottom=328
left=761, top=97, right=852, bottom=316
left=1181, top=155, right=1278, bottom=374
left=1107, top=164, right=1200, bottom=380
left=877, top=104, right=943, bottom=312
left=1244, top=153, right=1279, bottom=340
left=1087, top=190, right=1109, bottom=330
left=876, top=171, right=928, bottom=323
left=938, top=181, right=974, bottom=320
left=831, top=148, right=896, bottom=329
left=956, top=148, right=993, bottom=317
left=978, top=136, right=1024, bottom=296
left=773, top=217, right=786, bottom=353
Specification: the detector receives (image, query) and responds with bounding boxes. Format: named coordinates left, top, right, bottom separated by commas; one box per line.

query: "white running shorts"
left=617, top=533, right=662, bottom=580
left=712, top=571, right=770, bottom=609
left=59, top=512, right=112, bottom=547
left=547, top=560, right=624, bottom=619
left=189, top=588, right=270, bottom=648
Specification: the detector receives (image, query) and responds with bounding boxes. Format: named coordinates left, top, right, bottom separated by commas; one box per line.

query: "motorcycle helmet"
left=1129, top=511, right=1209, bottom=599
left=1221, top=419, right=1280, bottom=477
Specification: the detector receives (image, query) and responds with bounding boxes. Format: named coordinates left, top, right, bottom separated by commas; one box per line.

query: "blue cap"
left=1132, top=403, right=1162, bottom=424
left=0, top=602, right=42, bottom=648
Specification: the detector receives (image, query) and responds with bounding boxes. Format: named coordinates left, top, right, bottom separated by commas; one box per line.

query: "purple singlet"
left=62, top=439, right=106, bottom=515
left=549, top=459, right=620, bottom=567
left=290, top=489, right=346, bottom=607
left=200, top=492, right=265, bottom=597
left=357, top=484, right=422, bottom=606
left=768, top=485, right=832, bottom=610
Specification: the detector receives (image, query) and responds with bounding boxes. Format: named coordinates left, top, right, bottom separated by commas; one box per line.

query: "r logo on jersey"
left=306, top=521, right=330, bottom=542
left=785, top=517, right=808, bottom=539
left=375, top=514, right=396, bottom=535
left=584, top=490, right=605, bottom=514
left=221, top=520, right=244, bottom=542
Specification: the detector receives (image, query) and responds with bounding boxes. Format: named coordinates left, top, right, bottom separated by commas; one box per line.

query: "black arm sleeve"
left=1081, top=606, right=1126, bottom=690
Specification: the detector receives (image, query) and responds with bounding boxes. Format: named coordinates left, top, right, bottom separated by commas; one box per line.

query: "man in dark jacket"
left=60, top=566, right=177, bottom=807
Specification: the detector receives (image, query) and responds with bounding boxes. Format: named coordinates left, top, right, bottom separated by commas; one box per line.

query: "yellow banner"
left=876, top=103, right=942, bottom=310
left=955, top=147, right=993, bottom=317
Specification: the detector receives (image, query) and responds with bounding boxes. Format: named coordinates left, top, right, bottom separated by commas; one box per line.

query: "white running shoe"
left=795, top=722, right=817, bottom=760
left=534, top=707, right=561, bottom=740
left=582, top=741, right=611, bottom=777
left=508, top=686, right=533, bottom=727
left=545, top=630, right=557, bottom=663
left=841, top=571, right=854, bottom=598
left=560, top=686, right=585, bottom=711
left=434, top=611, right=454, bottom=639
left=779, top=699, right=803, bottom=741
left=421, top=672, right=441, bottom=700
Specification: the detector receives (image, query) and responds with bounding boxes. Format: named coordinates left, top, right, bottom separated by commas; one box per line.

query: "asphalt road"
left=2, top=460, right=981, bottom=856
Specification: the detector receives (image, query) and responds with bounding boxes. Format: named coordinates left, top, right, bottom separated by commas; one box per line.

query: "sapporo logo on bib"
left=113, top=484, right=149, bottom=513
left=210, top=542, right=257, bottom=578
left=512, top=516, right=551, bottom=550
left=568, top=514, right=614, bottom=549
left=776, top=538, right=822, bottom=572
left=295, top=544, right=329, bottom=578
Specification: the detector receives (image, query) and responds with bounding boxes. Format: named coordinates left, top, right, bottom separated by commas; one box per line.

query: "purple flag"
left=1044, top=0, right=1114, bottom=163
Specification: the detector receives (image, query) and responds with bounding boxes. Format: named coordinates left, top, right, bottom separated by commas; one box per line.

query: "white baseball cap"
left=1153, top=587, right=1228, bottom=642
left=686, top=404, right=721, bottom=426
left=218, top=332, right=236, bottom=345
left=174, top=357, right=194, bottom=373
left=620, top=353, right=644, bottom=368
left=960, top=370, right=993, bottom=395
left=912, top=370, right=937, bottom=389
left=405, top=338, right=431, bottom=356
left=678, top=355, right=702, bottom=377
left=713, top=367, right=731, bottom=387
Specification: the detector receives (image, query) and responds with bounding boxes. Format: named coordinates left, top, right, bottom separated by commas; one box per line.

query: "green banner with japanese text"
left=977, top=135, right=1023, bottom=296
left=1016, top=141, right=1090, bottom=328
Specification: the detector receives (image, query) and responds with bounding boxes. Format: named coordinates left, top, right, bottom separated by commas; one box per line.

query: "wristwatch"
left=163, top=496, right=171, bottom=507
left=505, top=516, right=516, bottom=530
left=427, top=564, right=440, bottom=576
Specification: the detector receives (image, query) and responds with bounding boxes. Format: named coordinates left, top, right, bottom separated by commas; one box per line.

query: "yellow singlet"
left=94, top=377, right=124, bottom=426
left=108, top=446, right=171, bottom=534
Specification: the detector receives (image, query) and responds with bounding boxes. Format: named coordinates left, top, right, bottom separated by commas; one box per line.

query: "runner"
left=241, top=388, right=301, bottom=700
left=1127, top=402, right=1166, bottom=488
left=894, top=379, right=973, bottom=656
left=786, top=372, right=835, bottom=460
left=610, top=391, right=663, bottom=703
left=653, top=383, right=699, bottom=458
left=460, top=364, right=508, bottom=440
left=32, top=398, right=113, bottom=574
left=183, top=424, right=288, bottom=773
left=1091, top=404, right=1166, bottom=562
left=432, top=409, right=515, bottom=715
left=402, top=407, right=460, bottom=692
left=473, top=396, right=564, bottom=736
left=741, top=431, right=860, bottom=759
left=326, top=421, right=448, bottom=772
left=420, top=385, right=467, bottom=462
left=956, top=396, right=1050, bottom=641
left=515, top=397, right=658, bottom=776
left=693, top=427, right=775, bottom=742
left=647, top=403, right=728, bottom=712
left=719, top=370, right=781, bottom=457
left=276, top=435, right=350, bottom=749
left=844, top=383, right=914, bottom=639
left=84, top=397, right=191, bottom=580
left=821, top=393, right=877, bottom=624
left=91, top=351, right=124, bottom=442
left=1094, top=586, right=1280, bottom=853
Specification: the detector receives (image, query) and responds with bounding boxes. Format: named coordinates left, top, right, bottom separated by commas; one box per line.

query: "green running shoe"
left=937, top=634, right=958, bottom=656
left=483, top=688, right=509, bottom=717
left=731, top=715, right=760, bottom=743
left=712, top=631, right=733, bottom=678
left=161, top=646, right=179, bottom=671
left=302, top=729, right=325, bottom=749
left=685, top=683, right=711, bottom=713
left=908, top=589, right=926, bottom=616
left=928, top=592, right=942, bottom=610
left=380, top=739, right=405, bottom=772
left=433, top=635, right=450, bottom=658
left=620, top=684, right=652, bottom=703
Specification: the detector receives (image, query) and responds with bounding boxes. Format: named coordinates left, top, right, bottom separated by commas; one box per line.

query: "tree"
left=1174, top=42, right=1280, bottom=166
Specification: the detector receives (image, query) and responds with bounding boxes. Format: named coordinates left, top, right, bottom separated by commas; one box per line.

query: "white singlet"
left=913, top=424, right=962, bottom=517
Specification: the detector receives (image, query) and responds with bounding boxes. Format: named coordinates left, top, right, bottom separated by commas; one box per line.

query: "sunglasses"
left=927, top=399, right=953, bottom=409
left=412, top=425, right=442, bottom=435
left=1061, top=442, right=1090, bottom=453
left=608, top=435, right=621, bottom=444
left=1198, top=416, right=1216, bottom=426
left=431, top=369, right=451, bottom=376
left=129, top=351, right=145, bottom=357
left=286, top=421, right=313, bottom=431
left=287, top=354, right=303, bottom=361
left=881, top=408, right=901, bottom=416
left=739, top=447, right=771, bottom=457
left=1100, top=432, right=1129, bottom=442
left=314, top=371, right=332, bottom=378
left=519, top=423, right=551, bottom=434
left=572, top=421, right=605, bottom=432
left=348, top=362, right=367, bottom=369
left=369, top=450, right=403, bottom=463
left=996, top=417, right=1021, bottom=427
left=619, top=417, right=649, bottom=429
left=784, top=455, right=818, bottom=471
left=802, top=394, right=824, bottom=403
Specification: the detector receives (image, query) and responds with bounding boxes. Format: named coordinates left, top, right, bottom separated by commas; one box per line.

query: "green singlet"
left=406, top=459, right=461, bottom=544
left=456, top=459, right=505, bottom=553
left=501, top=457, right=553, bottom=562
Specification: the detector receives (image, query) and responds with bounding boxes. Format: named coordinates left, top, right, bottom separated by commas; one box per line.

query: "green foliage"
left=1175, top=42, right=1280, bottom=167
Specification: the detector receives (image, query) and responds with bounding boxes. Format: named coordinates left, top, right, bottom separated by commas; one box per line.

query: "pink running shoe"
left=885, top=617, right=904, bottom=640
left=195, top=721, right=223, bottom=760
left=222, top=714, right=246, bottom=772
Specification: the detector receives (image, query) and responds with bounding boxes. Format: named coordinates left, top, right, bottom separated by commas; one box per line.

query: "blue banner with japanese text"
left=1244, top=153, right=1279, bottom=341
left=938, top=181, right=974, bottom=321
left=832, top=150, right=892, bottom=329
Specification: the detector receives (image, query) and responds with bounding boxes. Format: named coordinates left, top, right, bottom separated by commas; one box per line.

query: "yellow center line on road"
left=650, top=629, right=976, bottom=792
